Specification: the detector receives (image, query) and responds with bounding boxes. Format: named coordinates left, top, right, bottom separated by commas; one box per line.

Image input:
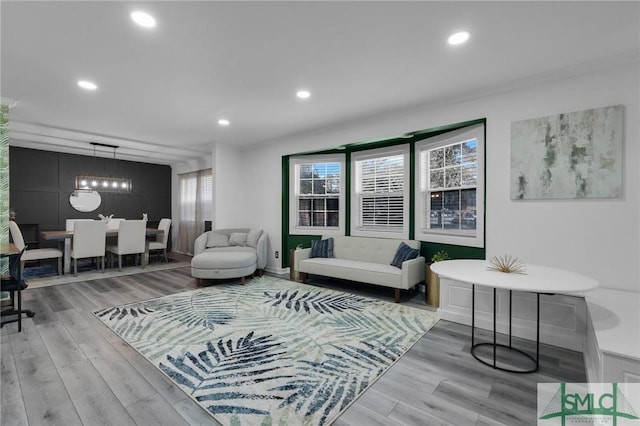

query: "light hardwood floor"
left=1, top=262, right=586, bottom=426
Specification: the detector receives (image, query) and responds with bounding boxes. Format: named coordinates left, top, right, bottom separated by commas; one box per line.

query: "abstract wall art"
left=511, top=105, right=623, bottom=200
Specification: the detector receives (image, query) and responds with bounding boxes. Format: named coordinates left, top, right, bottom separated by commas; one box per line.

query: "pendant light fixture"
left=75, top=142, right=132, bottom=193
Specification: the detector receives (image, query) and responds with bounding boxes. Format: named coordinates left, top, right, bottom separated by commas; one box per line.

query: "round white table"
left=430, top=259, right=599, bottom=373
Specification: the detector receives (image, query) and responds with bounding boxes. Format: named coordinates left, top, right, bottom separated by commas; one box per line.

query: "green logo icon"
left=539, top=383, right=639, bottom=425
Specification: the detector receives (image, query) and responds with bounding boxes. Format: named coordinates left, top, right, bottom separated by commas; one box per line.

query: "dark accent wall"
left=9, top=146, right=172, bottom=248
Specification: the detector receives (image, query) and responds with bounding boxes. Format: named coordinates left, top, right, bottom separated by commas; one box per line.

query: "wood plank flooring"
left=1, top=263, right=586, bottom=426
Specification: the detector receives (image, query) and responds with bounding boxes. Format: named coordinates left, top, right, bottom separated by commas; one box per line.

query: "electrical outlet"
left=275, top=251, right=279, bottom=259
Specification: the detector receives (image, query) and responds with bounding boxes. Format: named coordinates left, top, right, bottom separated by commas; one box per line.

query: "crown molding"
left=7, top=121, right=212, bottom=165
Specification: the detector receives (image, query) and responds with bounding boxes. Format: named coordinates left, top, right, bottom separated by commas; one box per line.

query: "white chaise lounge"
left=191, top=228, right=267, bottom=285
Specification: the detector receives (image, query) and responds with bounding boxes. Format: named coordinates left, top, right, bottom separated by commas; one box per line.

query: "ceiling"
left=2, top=1, right=639, bottom=165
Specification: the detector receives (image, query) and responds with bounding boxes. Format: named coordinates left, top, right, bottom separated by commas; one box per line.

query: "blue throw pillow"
left=391, top=242, right=419, bottom=268
left=310, top=238, right=334, bottom=258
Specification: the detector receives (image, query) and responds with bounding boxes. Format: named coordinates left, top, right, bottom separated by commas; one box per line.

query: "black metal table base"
left=471, top=284, right=540, bottom=373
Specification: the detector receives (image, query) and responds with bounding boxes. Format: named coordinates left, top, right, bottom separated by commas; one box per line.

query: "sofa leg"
left=394, top=289, right=400, bottom=303
left=195, top=277, right=202, bottom=286
left=300, top=272, right=308, bottom=283
left=240, top=276, right=245, bottom=285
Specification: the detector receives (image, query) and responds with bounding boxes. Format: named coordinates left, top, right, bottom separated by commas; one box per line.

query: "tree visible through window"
left=297, top=162, right=340, bottom=227
left=426, top=139, right=478, bottom=231
left=415, top=124, right=484, bottom=248
left=289, top=155, right=345, bottom=235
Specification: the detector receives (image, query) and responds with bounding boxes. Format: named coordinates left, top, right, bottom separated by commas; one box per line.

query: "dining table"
left=41, top=228, right=164, bottom=274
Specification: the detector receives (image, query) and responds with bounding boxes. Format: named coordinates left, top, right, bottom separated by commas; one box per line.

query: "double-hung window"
left=351, top=145, right=410, bottom=238
left=289, top=155, right=345, bottom=235
left=415, top=124, right=484, bottom=247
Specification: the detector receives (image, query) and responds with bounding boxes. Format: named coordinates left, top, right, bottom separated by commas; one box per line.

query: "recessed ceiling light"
left=77, top=80, right=98, bottom=90
left=218, top=119, right=230, bottom=126
left=296, top=90, right=311, bottom=99
left=448, top=31, right=470, bottom=45
left=131, top=11, right=156, bottom=28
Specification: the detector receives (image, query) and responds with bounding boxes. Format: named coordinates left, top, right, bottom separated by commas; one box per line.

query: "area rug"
left=94, top=276, right=438, bottom=425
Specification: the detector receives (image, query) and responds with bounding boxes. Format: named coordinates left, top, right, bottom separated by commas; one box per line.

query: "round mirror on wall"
left=69, top=190, right=102, bottom=212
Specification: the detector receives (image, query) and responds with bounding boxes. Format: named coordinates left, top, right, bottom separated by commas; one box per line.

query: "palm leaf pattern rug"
left=94, top=276, right=438, bottom=425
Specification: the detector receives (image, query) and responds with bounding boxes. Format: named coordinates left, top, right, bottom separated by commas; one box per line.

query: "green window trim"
left=282, top=118, right=486, bottom=268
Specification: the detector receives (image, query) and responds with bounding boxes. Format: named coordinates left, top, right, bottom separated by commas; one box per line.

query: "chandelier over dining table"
left=75, top=142, right=132, bottom=193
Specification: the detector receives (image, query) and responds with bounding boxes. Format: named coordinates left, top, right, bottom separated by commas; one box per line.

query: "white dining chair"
left=106, top=220, right=146, bottom=271
left=148, top=218, right=171, bottom=263
left=71, top=221, right=107, bottom=276
left=64, top=219, right=95, bottom=275
left=107, top=218, right=125, bottom=231
left=66, top=218, right=95, bottom=232
left=9, top=221, right=63, bottom=276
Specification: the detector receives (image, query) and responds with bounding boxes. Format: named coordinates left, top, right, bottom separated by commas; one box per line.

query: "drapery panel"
left=177, top=169, right=212, bottom=254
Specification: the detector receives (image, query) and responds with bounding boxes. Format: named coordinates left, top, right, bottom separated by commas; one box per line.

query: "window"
left=289, top=155, right=345, bottom=235
left=351, top=145, right=410, bottom=238
left=177, top=169, right=213, bottom=254
left=415, top=124, right=484, bottom=247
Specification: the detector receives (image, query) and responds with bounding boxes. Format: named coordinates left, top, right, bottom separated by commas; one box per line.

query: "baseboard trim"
left=266, top=266, right=289, bottom=275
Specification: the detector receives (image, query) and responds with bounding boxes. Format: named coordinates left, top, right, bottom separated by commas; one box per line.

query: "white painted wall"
left=212, top=143, right=246, bottom=229
left=237, top=61, right=639, bottom=291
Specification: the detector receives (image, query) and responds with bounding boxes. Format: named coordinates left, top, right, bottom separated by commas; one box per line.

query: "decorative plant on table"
left=431, top=250, right=450, bottom=263
left=486, top=254, right=527, bottom=274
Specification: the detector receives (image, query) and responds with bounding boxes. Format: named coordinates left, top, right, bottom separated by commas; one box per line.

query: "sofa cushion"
left=247, top=229, right=263, bottom=248
left=299, top=258, right=402, bottom=288
left=206, top=232, right=229, bottom=248
left=310, top=238, right=334, bottom=258
left=390, top=242, right=420, bottom=268
left=192, top=250, right=256, bottom=269
left=229, top=232, right=248, bottom=247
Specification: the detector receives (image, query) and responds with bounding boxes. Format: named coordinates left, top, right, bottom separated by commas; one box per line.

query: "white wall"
left=212, top=143, right=246, bottom=228
left=235, top=62, right=639, bottom=291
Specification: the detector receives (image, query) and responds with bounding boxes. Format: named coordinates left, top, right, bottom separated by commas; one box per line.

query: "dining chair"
left=148, top=218, right=171, bottom=263
left=1, top=248, right=36, bottom=332
left=9, top=221, right=63, bottom=276
left=71, top=221, right=107, bottom=276
left=66, top=218, right=95, bottom=232
left=107, top=218, right=125, bottom=231
left=106, top=220, right=146, bottom=271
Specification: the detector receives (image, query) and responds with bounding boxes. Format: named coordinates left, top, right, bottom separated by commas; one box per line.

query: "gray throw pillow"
left=206, top=232, right=229, bottom=248
left=310, top=238, right=334, bottom=258
left=247, top=229, right=263, bottom=248
left=229, top=232, right=248, bottom=247
left=390, top=242, right=419, bottom=268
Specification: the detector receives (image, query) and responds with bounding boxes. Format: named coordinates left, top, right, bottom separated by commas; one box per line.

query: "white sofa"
left=191, top=228, right=267, bottom=285
left=294, top=235, right=425, bottom=302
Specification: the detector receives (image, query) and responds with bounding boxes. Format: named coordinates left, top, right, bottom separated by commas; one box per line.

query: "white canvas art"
left=511, top=105, right=623, bottom=200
